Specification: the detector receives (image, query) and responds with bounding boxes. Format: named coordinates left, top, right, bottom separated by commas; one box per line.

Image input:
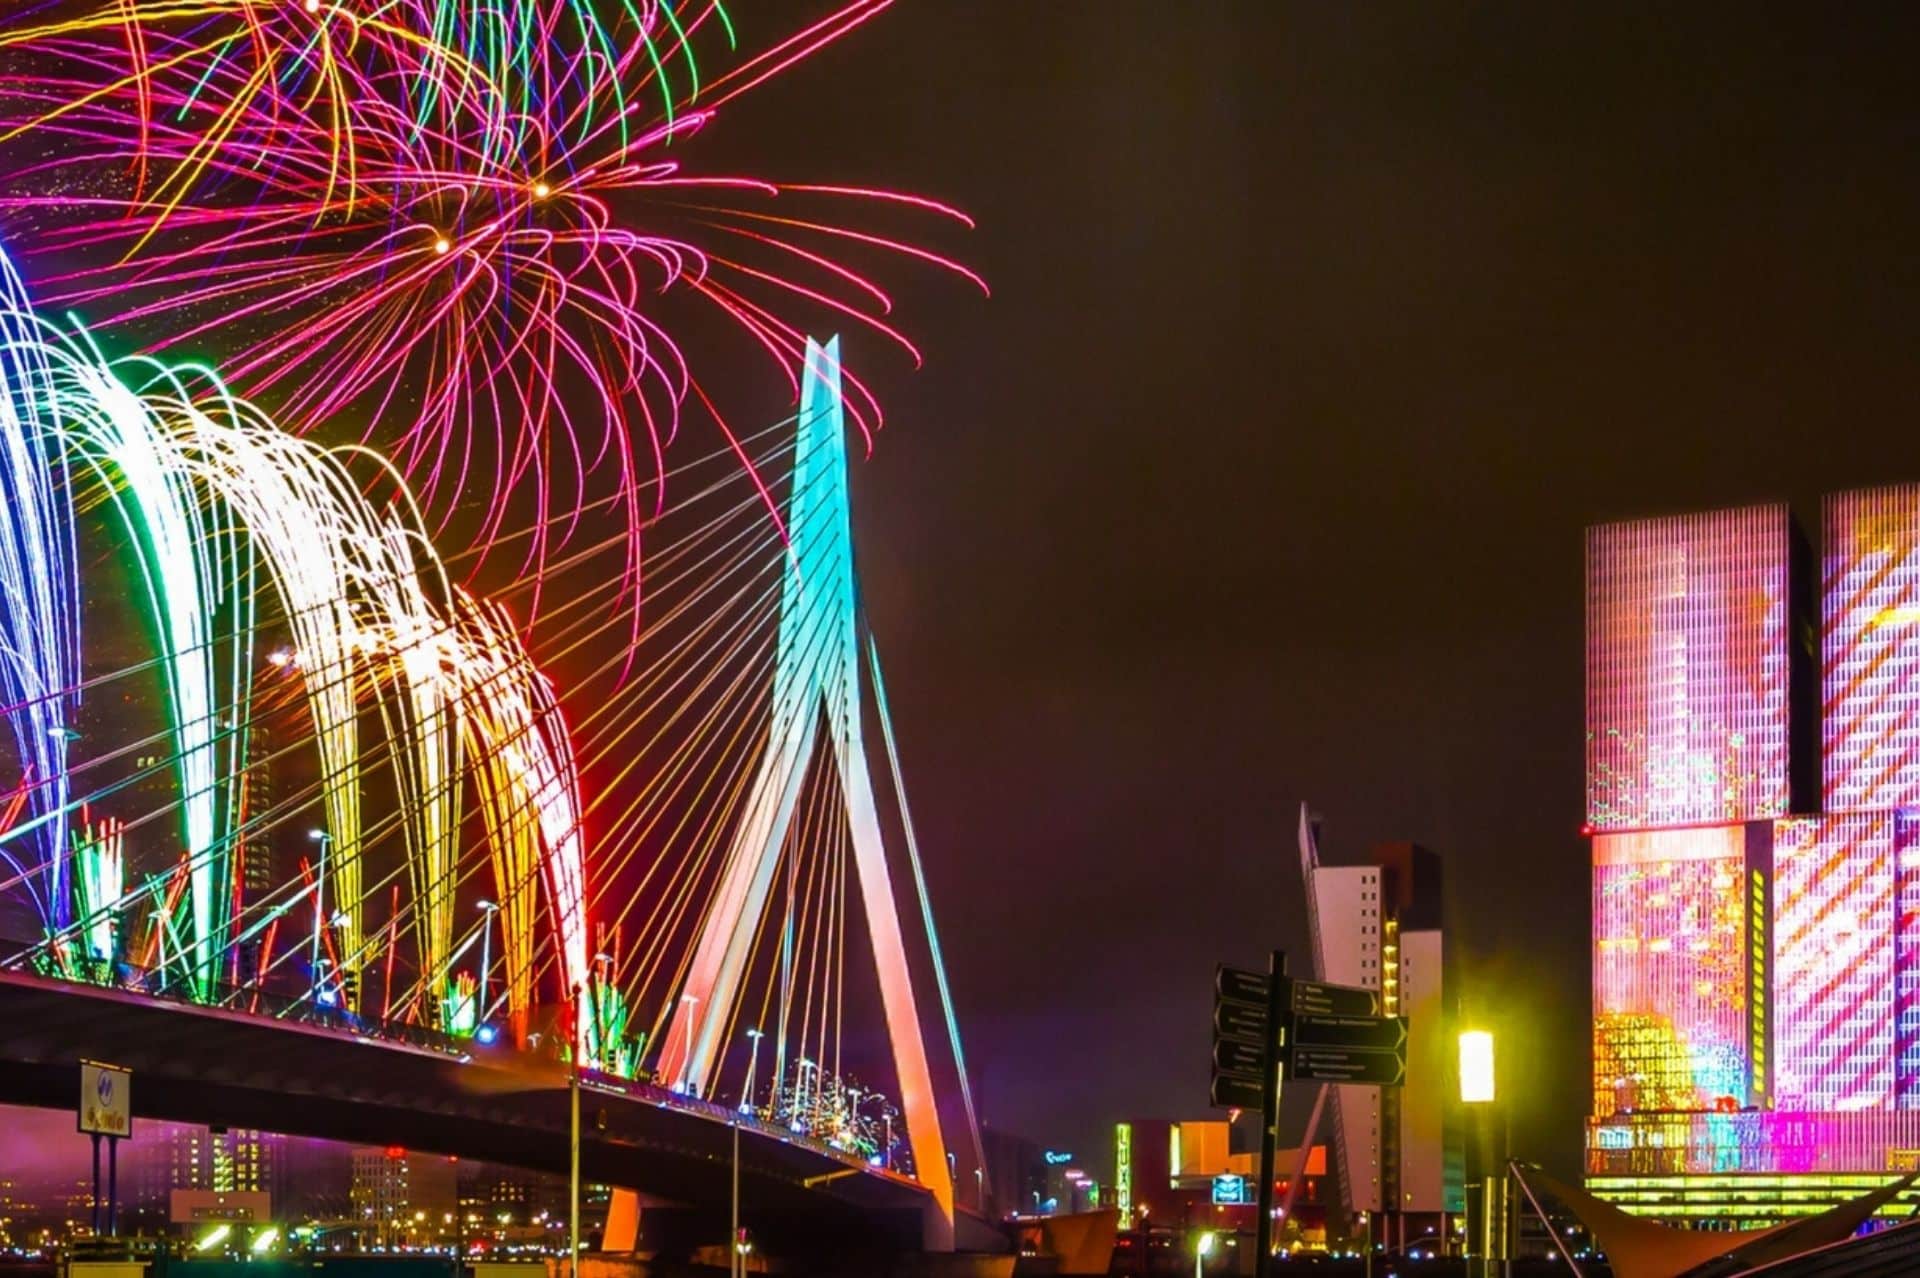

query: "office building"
left=1298, top=817, right=1461, bottom=1245
left=1586, top=488, right=1920, bottom=1223
left=349, top=1146, right=458, bottom=1246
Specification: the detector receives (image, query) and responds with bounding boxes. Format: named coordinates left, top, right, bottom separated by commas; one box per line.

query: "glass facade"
left=1772, top=815, right=1894, bottom=1111
left=1587, top=492, right=1920, bottom=1212
left=1593, top=828, right=1754, bottom=1120
left=1824, top=486, right=1920, bottom=812
left=1586, top=506, right=1794, bottom=831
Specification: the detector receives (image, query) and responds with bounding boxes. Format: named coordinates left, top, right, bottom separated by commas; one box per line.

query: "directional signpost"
left=1213, top=998, right=1268, bottom=1044
left=1296, top=1012, right=1408, bottom=1052
left=1212, top=1038, right=1264, bottom=1077
left=1291, top=1045, right=1409, bottom=1085
left=1210, top=963, right=1275, bottom=1113
left=1209, top=957, right=1410, bottom=1278
left=1291, top=979, right=1382, bottom=1018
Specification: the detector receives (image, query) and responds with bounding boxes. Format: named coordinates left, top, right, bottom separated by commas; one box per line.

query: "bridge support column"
left=657, top=337, right=955, bottom=1249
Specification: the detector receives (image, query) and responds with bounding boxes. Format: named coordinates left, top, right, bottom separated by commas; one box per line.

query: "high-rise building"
left=1586, top=488, right=1920, bottom=1224
left=1298, top=815, right=1461, bottom=1244
left=349, top=1146, right=457, bottom=1247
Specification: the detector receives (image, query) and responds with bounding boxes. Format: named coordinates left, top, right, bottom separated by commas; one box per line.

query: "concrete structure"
left=350, top=1146, right=458, bottom=1246
left=1299, top=814, right=1462, bottom=1245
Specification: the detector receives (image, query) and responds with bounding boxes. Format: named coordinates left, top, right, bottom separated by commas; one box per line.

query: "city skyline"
left=0, top=3, right=1917, bottom=1268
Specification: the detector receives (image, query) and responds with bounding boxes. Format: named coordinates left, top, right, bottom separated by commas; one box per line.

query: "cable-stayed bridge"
left=0, top=290, right=985, bottom=1251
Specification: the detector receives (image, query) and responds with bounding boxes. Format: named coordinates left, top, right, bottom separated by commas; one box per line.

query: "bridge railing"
left=0, top=935, right=469, bottom=1056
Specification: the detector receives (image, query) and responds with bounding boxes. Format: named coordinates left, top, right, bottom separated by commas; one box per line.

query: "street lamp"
left=741, top=1028, right=765, bottom=1113
left=1459, top=1030, right=1506, bottom=1278
left=306, top=829, right=331, bottom=988
left=1193, top=1230, right=1216, bottom=1278
left=475, top=900, right=499, bottom=1027
left=1460, top=1030, right=1495, bottom=1104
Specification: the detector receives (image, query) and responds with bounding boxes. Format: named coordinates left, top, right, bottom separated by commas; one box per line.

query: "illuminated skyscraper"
left=1587, top=488, right=1920, bottom=1224
left=1585, top=504, right=1814, bottom=831
left=1823, top=487, right=1920, bottom=813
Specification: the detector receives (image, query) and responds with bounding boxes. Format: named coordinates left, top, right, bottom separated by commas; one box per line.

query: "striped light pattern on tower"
left=1770, top=814, right=1894, bottom=1111
left=1586, top=506, right=1793, bottom=830
left=1823, top=486, right=1920, bottom=812
left=1896, top=811, right=1920, bottom=1106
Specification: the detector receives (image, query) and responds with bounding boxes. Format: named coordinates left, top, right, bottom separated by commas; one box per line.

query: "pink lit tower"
left=1585, top=488, right=1920, bottom=1225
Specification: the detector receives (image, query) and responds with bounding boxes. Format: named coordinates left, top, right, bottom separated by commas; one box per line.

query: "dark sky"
left=726, top=2, right=1920, bottom=1177
left=6, top=2, right=1919, bottom=1189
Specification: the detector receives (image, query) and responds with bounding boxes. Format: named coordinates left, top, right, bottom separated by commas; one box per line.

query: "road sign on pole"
left=78, top=1060, right=131, bottom=1138
left=1294, top=1013, right=1409, bottom=1053
left=1213, top=998, right=1268, bottom=1044
left=1290, top=979, right=1382, bottom=1018
left=1209, top=1072, right=1266, bottom=1110
left=1215, top=965, right=1271, bottom=1006
left=1212, top=1038, right=1265, bottom=1076
left=1289, top=1045, right=1408, bottom=1086
left=1214, top=959, right=1416, bottom=1273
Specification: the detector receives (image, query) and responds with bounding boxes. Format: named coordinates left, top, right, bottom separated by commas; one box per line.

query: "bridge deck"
left=0, top=969, right=930, bottom=1235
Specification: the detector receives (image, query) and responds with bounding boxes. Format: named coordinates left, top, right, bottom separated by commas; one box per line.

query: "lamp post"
left=1193, top=1230, right=1216, bottom=1278
left=306, top=829, right=330, bottom=987
left=1460, top=1030, right=1506, bottom=1278
left=741, top=1028, right=765, bottom=1114
left=475, top=900, right=499, bottom=1027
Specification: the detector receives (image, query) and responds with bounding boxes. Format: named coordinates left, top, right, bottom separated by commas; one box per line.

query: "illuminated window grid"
left=1823, top=486, right=1920, bottom=813
left=1586, top=506, right=1792, bottom=830
left=1593, top=828, right=1750, bottom=1117
left=1588, top=1172, right=1920, bottom=1223
left=1899, top=811, right=1920, bottom=1104
left=1771, top=815, right=1894, bottom=1111
left=1588, top=1108, right=1920, bottom=1180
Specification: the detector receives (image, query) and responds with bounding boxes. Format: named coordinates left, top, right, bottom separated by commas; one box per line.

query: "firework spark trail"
left=158, top=401, right=459, bottom=989
left=400, top=0, right=736, bottom=165
left=37, top=330, right=253, bottom=997
left=446, top=590, right=590, bottom=1051
left=0, top=249, right=78, bottom=936
left=0, top=1, right=980, bottom=622
left=0, top=2, right=509, bottom=226
left=0, top=272, right=585, bottom=1016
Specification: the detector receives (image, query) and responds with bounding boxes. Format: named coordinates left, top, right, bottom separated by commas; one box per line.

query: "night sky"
left=6, top=3, right=1920, bottom=1187
left=730, top=2, right=1918, bottom=1178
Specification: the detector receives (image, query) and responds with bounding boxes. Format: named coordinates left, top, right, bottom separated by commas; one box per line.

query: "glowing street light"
left=476, top=899, right=500, bottom=1027
left=1193, top=1229, right=1216, bottom=1278
left=1459, top=1030, right=1505, bottom=1278
left=741, top=1028, right=765, bottom=1113
left=1460, top=1030, right=1496, bottom=1104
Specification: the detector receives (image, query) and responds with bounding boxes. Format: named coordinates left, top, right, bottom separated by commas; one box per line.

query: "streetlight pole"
left=730, top=1120, right=741, bottom=1278
left=1460, top=1030, right=1501, bottom=1278
left=306, top=830, right=330, bottom=989
left=742, top=1028, right=765, bottom=1113
left=475, top=901, right=498, bottom=1027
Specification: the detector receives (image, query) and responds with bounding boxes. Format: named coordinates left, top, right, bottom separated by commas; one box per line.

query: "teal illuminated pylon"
left=655, top=337, right=955, bottom=1243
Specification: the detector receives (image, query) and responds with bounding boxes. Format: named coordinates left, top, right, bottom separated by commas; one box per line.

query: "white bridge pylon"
left=654, top=337, right=956, bottom=1243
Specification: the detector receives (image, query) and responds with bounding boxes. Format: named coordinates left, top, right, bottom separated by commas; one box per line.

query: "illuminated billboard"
left=1823, top=486, right=1920, bottom=813
left=1771, top=815, right=1894, bottom=1111
left=1586, top=506, right=1795, bottom=831
left=1592, top=826, right=1766, bottom=1118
